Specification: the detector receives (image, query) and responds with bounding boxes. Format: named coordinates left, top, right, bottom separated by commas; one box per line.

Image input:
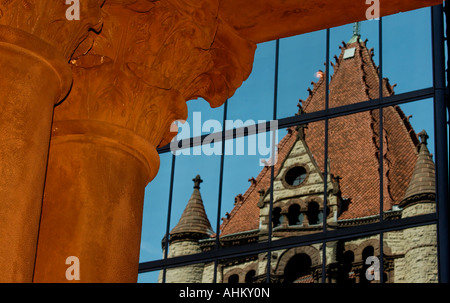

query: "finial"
left=296, top=103, right=308, bottom=139
left=193, top=175, right=203, bottom=189
left=353, top=22, right=361, bottom=38
left=234, top=194, right=243, bottom=205
left=418, top=130, right=429, bottom=145
left=297, top=124, right=308, bottom=140
left=348, top=22, right=362, bottom=44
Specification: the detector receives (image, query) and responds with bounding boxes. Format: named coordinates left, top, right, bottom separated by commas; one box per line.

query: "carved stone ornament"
left=55, top=0, right=257, bottom=154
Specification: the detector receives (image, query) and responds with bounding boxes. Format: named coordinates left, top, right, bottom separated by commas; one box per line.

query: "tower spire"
left=170, top=175, right=213, bottom=237
left=348, top=22, right=362, bottom=44
left=353, top=22, right=361, bottom=37
left=402, top=130, right=435, bottom=203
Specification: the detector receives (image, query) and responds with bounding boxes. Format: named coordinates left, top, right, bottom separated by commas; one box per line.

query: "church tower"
left=398, top=130, right=437, bottom=282
left=160, top=175, right=213, bottom=283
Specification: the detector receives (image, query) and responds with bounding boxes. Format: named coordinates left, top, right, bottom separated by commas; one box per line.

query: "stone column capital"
left=54, top=0, right=257, bottom=169
left=51, top=119, right=160, bottom=183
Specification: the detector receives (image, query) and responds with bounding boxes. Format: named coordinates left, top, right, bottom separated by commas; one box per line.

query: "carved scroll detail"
left=57, top=0, right=256, bottom=148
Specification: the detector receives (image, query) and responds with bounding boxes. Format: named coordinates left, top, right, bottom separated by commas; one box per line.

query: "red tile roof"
left=293, top=274, right=315, bottom=283
left=220, top=126, right=298, bottom=236
left=219, top=39, right=419, bottom=236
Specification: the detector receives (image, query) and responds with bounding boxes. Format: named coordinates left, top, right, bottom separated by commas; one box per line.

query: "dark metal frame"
left=139, top=4, right=449, bottom=283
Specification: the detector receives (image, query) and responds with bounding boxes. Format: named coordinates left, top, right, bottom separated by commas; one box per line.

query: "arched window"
left=245, top=270, right=256, bottom=283
left=273, top=207, right=282, bottom=228
left=228, top=274, right=239, bottom=283
left=287, top=204, right=303, bottom=226
left=306, top=202, right=322, bottom=225
left=283, top=253, right=312, bottom=283
left=362, top=246, right=374, bottom=260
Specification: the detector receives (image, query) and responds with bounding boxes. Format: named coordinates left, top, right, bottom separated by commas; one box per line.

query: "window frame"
left=139, top=4, right=449, bottom=284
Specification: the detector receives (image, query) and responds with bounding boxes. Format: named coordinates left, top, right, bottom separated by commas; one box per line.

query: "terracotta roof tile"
left=218, top=40, right=420, bottom=236
left=171, top=175, right=214, bottom=236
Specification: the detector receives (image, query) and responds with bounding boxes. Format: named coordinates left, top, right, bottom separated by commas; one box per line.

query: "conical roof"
left=170, top=175, right=213, bottom=236
left=403, top=130, right=436, bottom=200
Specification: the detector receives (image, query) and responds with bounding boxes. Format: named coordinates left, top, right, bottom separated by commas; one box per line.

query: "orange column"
left=33, top=121, right=159, bottom=282
left=0, top=0, right=103, bottom=283
left=33, top=0, right=255, bottom=283
left=0, top=26, right=72, bottom=282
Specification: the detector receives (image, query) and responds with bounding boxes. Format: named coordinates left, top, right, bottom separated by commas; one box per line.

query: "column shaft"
left=0, top=26, right=71, bottom=282
left=33, top=121, right=159, bottom=282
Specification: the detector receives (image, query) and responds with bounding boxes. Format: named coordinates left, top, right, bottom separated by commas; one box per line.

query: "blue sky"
left=138, top=7, right=435, bottom=283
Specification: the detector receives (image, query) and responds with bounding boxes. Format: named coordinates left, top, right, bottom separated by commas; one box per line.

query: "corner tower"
left=399, top=130, right=437, bottom=283
left=160, top=175, right=213, bottom=283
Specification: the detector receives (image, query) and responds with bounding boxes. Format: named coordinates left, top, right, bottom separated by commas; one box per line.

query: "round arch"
left=275, top=246, right=320, bottom=276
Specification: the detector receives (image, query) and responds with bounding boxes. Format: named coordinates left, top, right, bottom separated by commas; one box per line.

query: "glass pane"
left=270, top=122, right=325, bottom=240
left=219, top=127, right=280, bottom=240
left=277, top=30, right=327, bottom=119
left=227, top=40, right=276, bottom=123
left=382, top=98, right=436, bottom=220
left=383, top=225, right=438, bottom=283
left=329, top=19, right=381, bottom=108
left=219, top=253, right=261, bottom=283
left=167, top=146, right=221, bottom=253
left=326, top=235, right=381, bottom=283
left=383, top=8, right=433, bottom=94
left=328, top=110, right=381, bottom=228
left=271, top=245, right=324, bottom=283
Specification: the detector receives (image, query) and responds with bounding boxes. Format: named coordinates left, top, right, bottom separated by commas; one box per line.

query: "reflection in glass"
left=327, top=236, right=382, bottom=283
left=384, top=99, right=436, bottom=220
left=383, top=225, right=438, bottom=283
left=271, top=246, right=323, bottom=283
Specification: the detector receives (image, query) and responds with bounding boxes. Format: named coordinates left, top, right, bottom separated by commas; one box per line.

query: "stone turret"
left=399, top=130, right=437, bottom=283
left=160, top=175, right=213, bottom=283
left=400, top=130, right=436, bottom=217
